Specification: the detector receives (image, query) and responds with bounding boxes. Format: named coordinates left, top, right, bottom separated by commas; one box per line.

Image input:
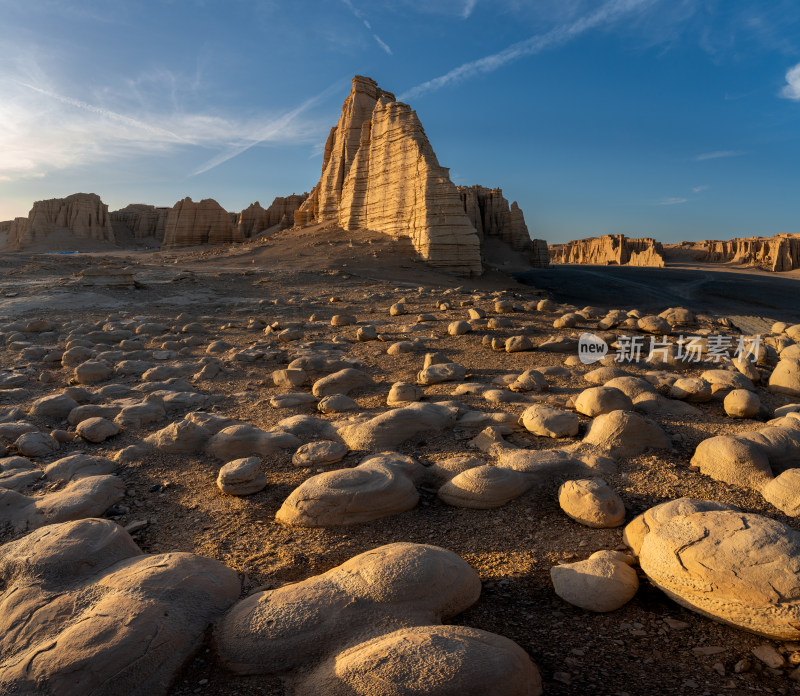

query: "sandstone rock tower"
left=163, top=198, right=242, bottom=248
left=295, top=76, right=482, bottom=276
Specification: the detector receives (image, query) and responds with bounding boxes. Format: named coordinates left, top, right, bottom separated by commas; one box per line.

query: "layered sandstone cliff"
left=111, top=204, right=170, bottom=241
left=162, top=198, right=242, bottom=248
left=550, top=235, right=665, bottom=267
left=703, top=234, right=800, bottom=272
left=238, top=195, right=309, bottom=238
left=295, top=76, right=482, bottom=276
left=458, top=186, right=530, bottom=251
left=2, top=193, right=116, bottom=250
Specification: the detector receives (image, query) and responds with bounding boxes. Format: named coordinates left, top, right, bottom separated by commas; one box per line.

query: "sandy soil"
left=1, top=232, right=800, bottom=696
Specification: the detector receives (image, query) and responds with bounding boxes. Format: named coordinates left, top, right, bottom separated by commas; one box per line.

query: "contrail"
left=399, top=0, right=656, bottom=101
left=340, top=0, right=392, bottom=55
left=16, top=81, right=193, bottom=144
left=191, top=80, right=345, bottom=176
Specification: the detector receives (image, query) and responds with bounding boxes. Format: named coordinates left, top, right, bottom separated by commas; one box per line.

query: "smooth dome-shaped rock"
left=551, top=550, right=638, bottom=612
left=75, top=416, right=120, bottom=443
left=574, top=386, right=633, bottom=417
left=214, top=541, right=484, bottom=675
left=292, top=440, right=348, bottom=467
left=28, top=393, right=79, bottom=420
left=337, top=402, right=457, bottom=450
left=205, top=424, right=300, bottom=461
left=417, top=362, right=466, bottom=385
left=583, top=410, right=670, bottom=457
left=724, top=389, right=761, bottom=419
left=14, top=431, right=59, bottom=458
left=387, top=381, right=422, bottom=406
left=669, top=377, right=712, bottom=403
left=276, top=453, right=423, bottom=526
left=302, top=625, right=542, bottom=696
left=312, top=368, right=375, bottom=397
left=519, top=404, right=579, bottom=438
left=558, top=478, right=625, bottom=528
left=626, top=499, right=800, bottom=639
left=73, top=359, right=113, bottom=384
left=217, top=457, right=266, bottom=495
left=637, top=315, right=671, bottom=334
left=438, top=465, right=531, bottom=509
left=769, top=358, right=800, bottom=397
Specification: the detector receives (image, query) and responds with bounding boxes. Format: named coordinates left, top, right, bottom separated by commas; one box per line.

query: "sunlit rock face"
left=549, top=234, right=666, bottom=267
left=296, top=76, right=483, bottom=276
left=162, top=196, right=242, bottom=248
left=703, top=234, right=800, bottom=272
left=2, top=193, right=115, bottom=250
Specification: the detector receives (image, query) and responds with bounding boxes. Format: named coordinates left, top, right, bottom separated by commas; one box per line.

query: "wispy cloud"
left=694, top=150, right=745, bottom=161
left=656, top=197, right=688, bottom=206
left=340, top=0, right=393, bottom=55
left=462, top=0, right=478, bottom=19
left=692, top=184, right=710, bottom=193
left=780, top=62, right=800, bottom=100
left=398, top=0, right=655, bottom=101
left=0, top=58, right=332, bottom=181
left=191, top=80, right=345, bottom=176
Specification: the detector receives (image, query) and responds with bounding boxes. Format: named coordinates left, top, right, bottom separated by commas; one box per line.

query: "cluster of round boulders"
left=6, top=275, right=800, bottom=694
left=214, top=542, right=541, bottom=695
left=690, top=412, right=800, bottom=514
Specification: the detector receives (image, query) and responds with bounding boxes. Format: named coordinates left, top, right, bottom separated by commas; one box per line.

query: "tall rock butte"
left=550, top=235, right=665, bottom=267
left=163, top=198, right=243, bottom=248
left=295, top=76, right=483, bottom=276
left=1, top=193, right=115, bottom=250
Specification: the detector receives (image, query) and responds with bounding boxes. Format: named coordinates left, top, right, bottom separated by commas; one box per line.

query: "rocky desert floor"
left=2, top=228, right=800, bottom=696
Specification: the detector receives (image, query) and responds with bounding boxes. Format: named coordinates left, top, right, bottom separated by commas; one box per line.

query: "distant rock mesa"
left=550, top=235, right=665, bottom=267
left=703, top=234, right=800, bottom=272
left=1, top=193, right=115, bottom=251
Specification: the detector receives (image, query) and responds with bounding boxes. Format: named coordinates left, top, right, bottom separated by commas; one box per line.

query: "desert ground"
left=2, top=227, right=800, bottom=695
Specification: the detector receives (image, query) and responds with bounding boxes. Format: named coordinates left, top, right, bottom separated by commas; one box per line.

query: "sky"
left=1, top=0, right=799, bottom=244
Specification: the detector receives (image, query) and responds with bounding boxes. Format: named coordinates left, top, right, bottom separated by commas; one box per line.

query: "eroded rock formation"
left=237, top=194, right=309, bottom=238
left=530, top=238, right=550, bottom=268
left=295, top=76, right=482, bottom=276
left=550, top=235, right=665, bottom=267
left=111, top=204, right=170, bottom=241
left=458, top=185, right=530, bottom=251
left=2, top=193, right=115, bottom=250
left=703, top=234, right=800, bottom=272
left=163, top=197, right=242, bottom=248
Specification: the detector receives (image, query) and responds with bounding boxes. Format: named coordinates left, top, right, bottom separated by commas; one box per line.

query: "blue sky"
left=1, top=0, right=799, bottom=243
